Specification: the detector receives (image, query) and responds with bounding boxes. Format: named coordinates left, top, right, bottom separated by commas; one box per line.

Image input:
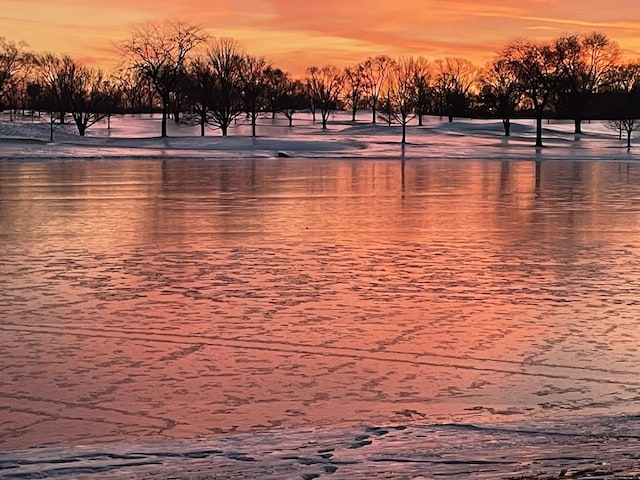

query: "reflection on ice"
left=2, top=150, right=640, bottom=477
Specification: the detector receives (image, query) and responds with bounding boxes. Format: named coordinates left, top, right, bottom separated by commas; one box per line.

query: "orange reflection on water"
left=1, top=158, right=640, bottom=449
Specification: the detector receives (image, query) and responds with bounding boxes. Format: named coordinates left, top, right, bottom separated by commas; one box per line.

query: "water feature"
left=2, top=158, right=640, bottom=478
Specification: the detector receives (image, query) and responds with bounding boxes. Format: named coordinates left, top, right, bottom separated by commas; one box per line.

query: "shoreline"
left=2, top=416, right=640, bottom=479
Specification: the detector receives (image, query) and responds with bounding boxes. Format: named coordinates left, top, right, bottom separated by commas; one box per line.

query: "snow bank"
left=0, top=112, right=638, bottom=162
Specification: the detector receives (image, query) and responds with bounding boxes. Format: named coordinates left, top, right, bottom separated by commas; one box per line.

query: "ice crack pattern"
left=3, top=158, right=640, bottom=478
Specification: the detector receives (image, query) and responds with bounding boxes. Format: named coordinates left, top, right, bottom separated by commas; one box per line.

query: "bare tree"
left=240, top=55, right=269, bottom=137
left=184, top=57, right=215, bottom=136
left=3, top=75, right=27, bottom=118
left=604, top=62, right=640, bottom=94
left=343, top=64, right=366, bottom=122
left=603, top=61, right=640, bottom=149
left=0, top=37, right=27, bottom=108
left=35, top=53, right=78, bottom=125
left=387, top=57, right=420, bottom=144
left=35, top=54, right=112, bottom=136
left=555, top=32, right=620, bottom=134
left=305, top=65, right=342, bottom=130
left=98, top=78, right=122, bottom=130
left=114, top=68, right=153, bottom=112
left=434, top=57, right=478, bottom=122
left=170, top=68, right=190, bottom=124
left=120, top=21, right=205, bottom=137
left=502, top=40, right=562, bottom=147
left=263, top=66, right=288, bottom=119
left=606, top=118, right=640, bottom=149
left=26, top=82, right=41, bottom=117
left=280, top=78, right=306, bottom=127
left=478, top=57, right=523, bottom=136
left=361, top=55, right=394, bottom=123
left=180, top=39, right=245, bottom=137
left=2, top=53, right=35, bottom=120
left=206, top=37, right=244, bottom=136
left=412, top=56, right=432, bottom=126
left=67, top=66, right=112, bottom=136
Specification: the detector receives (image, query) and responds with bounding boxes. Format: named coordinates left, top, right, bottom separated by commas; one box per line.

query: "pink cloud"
left=2, top=0, right=640, bottom=73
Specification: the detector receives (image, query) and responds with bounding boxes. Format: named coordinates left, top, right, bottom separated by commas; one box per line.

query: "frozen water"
left=3, top=418, right=640, bottom=479
left=2, top=114, right=640, bottom=478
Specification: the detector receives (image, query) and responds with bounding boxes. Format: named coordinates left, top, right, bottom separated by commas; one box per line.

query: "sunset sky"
left=1, top=0, right=640, bottom=74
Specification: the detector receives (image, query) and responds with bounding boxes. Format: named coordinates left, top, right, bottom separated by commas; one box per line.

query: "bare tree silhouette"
left=280, top=78, right=305, bottom=127
left=67, top=65, right=112, bottom=136
left=305, top=65, right=342, bottom=130
left=434, top=57, right=478, bottom=123
left=206, top=38, right=244, bottom=136
left=0, top=37, right=27, bottom=107
left=603, top=61, right=640, bottom=149
left=412, top=57, right=432, bottom=126
left=263, top=67, right=288, bottom=119
left=343, top=64, right=366, bottom=122
left=502, top=40, right=562, bottom=147
left=479, top=57, right=523, bottom=136
left=240, top=55, right=269, bottom=137
left=184, top=57, right=215, bottom=136
left=555, top=32, right=620, bottom=134
left=385, top=57, right=421, bottom=144
left=120, top=21, right=205, bottom=137
left=362, top=55, right=394, bottom=124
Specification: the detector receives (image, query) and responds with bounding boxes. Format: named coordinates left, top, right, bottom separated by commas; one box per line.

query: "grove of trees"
left=2, top=25, right=640, bottom=147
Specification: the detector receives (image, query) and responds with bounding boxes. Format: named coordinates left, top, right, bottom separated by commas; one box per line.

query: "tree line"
left=2, top=22, right=640, bottom=147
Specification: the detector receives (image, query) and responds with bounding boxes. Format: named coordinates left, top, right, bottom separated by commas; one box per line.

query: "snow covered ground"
left=3, top=418, right=640, bottom=479
left=0, top=111, right=638, bottom=162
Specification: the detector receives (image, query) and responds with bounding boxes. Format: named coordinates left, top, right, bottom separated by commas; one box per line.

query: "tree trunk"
left=448, top=115, right=453, bottom=123
left=251, top=114, right=257, bottom=137
left=418, top=114, right=423, bottom=127
left=372, top=101, right=377, bottom=124
left=627, top=129, right=632, bottom=150
left=200, top=117, right=205, bottom=137
left=535, top=116, right=543, bottom=147
left=574, top=118, right=582, bottom=134
left=161, top=101, right=168, bottom=137
left=401, top=122, right=406, bottom=144
left=503, top=118, right=511, bottom=137
left=221, top=125, right=228, bottom=136
left=352, top=106, right=356, bottom=122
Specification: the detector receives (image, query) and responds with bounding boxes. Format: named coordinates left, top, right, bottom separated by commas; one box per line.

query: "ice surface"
left=2, top=113, right=640, bottom=478
left=2, top=418, right=640, bottom=479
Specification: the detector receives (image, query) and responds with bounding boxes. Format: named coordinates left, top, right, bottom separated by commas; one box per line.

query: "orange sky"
left=1, top=0, right=640, bottom=74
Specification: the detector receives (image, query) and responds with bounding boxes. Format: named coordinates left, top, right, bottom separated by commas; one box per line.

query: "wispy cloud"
left=2, top=0, right=640, bottom=73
